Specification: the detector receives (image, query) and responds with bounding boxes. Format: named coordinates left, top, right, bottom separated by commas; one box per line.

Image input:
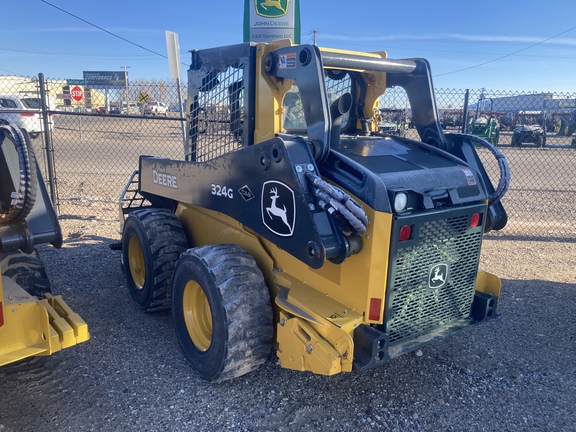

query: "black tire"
left=121, top=208, right=188, bottom=312
left=510, top=134, right=520, bottom=147
left=172, top=244, right=273, bottom=382
left=0, top=249, right=51, bottom=298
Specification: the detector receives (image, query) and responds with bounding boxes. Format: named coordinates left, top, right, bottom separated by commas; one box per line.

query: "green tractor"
left=468, top=115, right=500, bottom=146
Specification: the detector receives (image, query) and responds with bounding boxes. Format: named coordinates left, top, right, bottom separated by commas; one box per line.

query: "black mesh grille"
left=188, top=66, right=245, bottom=161
left=385, top=212, right=483, bottom=343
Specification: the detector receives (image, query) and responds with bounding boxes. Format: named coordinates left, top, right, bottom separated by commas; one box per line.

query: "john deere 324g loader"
left=119, top=40, right=509, bottom=382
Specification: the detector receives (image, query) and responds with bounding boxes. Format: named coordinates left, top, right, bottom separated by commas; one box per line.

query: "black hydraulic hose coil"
left=452, top=133, right=510, bottom=205
left=0, top=125, right=38, bottom=224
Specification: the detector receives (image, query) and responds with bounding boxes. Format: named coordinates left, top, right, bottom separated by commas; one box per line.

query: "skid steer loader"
left=0, top=124, right=89, bottom=366
left=119, top=40, right=509, bottom=382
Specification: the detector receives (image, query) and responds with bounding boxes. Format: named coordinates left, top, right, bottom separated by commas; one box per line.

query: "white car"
left=143, top=101, right=167, bottom=116
left=120, top=102, right=140, bottom=115
left=0, top=93, right=53, bottom=138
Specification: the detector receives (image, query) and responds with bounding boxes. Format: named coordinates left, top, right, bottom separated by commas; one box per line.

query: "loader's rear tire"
left=172, top=244, right=273, bottom=382
left=0, top=249, right=51, bottom=298
left=122, top=208, right=188, bottom=312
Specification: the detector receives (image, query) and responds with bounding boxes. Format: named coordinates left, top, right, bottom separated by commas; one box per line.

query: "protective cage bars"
left=186, top=44, right=257, bottom=162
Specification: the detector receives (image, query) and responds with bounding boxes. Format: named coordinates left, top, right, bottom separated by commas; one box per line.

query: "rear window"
left=21, top=98, right=41, bottom=109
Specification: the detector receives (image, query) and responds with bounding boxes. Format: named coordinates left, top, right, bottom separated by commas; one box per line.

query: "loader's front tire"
left=122, top=208, right=188, bottom=312
left=0, top=249, right=50, bottom=298
left=172, top=244, right=273, bottom=382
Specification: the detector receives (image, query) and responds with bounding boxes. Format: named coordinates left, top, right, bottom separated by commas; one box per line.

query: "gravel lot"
left=0, top=215, right=574, bottom=432
left=1, top=116, right=575, bottom=431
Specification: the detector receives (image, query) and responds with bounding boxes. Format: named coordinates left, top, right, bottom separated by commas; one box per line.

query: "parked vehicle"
left=0, top=94, right=53, bottom=138
left=378, top=108, right=407, bottom=136
left=511, top=111, right=546, bottom=148
left=144, top=101, right=168, bottom=116
left=120, top=102, right=140, bottom=115
left=468, top=115, right=500, bottom=145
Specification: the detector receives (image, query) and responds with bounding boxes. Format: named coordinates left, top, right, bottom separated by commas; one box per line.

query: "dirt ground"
left=0, top=216, right=574, bottom=432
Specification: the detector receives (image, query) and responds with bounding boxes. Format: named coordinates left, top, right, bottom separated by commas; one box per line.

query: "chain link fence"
left=1, top=74, right=575, bottom=240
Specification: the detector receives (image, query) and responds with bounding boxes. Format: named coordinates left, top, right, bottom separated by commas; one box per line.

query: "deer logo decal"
left=428, top=263, right=449, bottom=289
left=255, top=0, right=288, bottom=18
left=262, top=180, right=295, bottom=237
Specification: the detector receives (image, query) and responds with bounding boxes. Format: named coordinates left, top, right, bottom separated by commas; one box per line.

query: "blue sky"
left=2, top=0, right=576, bottom=93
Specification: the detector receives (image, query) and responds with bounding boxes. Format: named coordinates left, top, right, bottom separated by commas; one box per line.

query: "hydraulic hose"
left=450, top=133, right=510, bottom=205
left=306, top=173, right=369, bottom=235
left=0, top=125, right=38, bottom=224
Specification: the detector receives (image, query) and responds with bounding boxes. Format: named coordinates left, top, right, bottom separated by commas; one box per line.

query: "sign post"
left=70, top=86, right=84, bottom=140
left=166, top=30, right=187, bottom=154
left=244, top=0, right=300, bottom=44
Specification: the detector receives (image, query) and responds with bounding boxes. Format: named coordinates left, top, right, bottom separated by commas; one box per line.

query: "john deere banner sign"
left=244, top=0, right=300, bottom=44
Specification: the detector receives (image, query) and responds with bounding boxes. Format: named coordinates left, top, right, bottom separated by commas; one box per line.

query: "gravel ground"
left=0, top=217, right=575, bottom=432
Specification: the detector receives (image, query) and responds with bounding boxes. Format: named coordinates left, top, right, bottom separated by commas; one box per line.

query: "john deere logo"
left=255, top=0, right=288, bottom=18
left=262, top=180, right=296, bottom=237
left=428, top=263, right=448, bottom=289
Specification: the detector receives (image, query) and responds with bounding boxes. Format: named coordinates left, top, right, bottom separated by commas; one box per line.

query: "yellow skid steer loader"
left=119, top=41, right=509, bottom=382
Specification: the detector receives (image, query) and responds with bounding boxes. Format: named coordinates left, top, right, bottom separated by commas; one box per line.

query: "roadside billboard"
left=83, top=71, right=126, bottom=88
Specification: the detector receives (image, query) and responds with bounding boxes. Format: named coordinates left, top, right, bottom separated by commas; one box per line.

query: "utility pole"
left=121, top=64, right=131, bottom=103
left=312, top=29, right=319, bottom=45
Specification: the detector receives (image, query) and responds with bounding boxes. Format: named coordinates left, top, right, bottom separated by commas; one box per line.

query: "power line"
left=435, top=24, right=576, bottom=77
left=39, top=0, right=168, bottom=59
left=0, top=47, right=155, bottom=58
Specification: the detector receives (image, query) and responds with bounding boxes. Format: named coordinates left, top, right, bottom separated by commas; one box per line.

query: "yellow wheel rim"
left=183, top=280, right=212, bottom=351
left=128, top=235, right=146, bottom=290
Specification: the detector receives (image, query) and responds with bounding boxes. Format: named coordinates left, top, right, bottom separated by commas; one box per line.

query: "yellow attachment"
left=277, top=311, right=341, bottom=376
left=475, top=270, right=502, bottom=297
left=182, top=279, right=212, bottom=351
left=0, top=276, right=89, bottom=367
left=274, top=280, right=363, bottom=375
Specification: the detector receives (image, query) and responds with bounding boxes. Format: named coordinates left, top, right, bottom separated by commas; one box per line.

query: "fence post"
left=176, top=77, right=187, bottom=153
left=38, top=73, right=58, bottom=213
left=461, top=89, right=470, bottom=134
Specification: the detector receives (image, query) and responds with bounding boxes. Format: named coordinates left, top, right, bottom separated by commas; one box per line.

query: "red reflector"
left=399, top=225, right=412, bottom=242
left=369, top=298, right=382, bottom=321
left=0, top=301, right=4, bottom=327
left=20, top=113, right=35, bottom=117
left=470, top=213, right=481, bottom=228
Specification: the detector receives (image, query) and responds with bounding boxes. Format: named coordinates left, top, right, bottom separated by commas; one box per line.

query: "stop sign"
left=71, top=86, right=83, bottom=101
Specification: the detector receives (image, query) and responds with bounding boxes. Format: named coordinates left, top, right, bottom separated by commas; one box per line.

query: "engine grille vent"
left=385, top=212, right=483, bottom=344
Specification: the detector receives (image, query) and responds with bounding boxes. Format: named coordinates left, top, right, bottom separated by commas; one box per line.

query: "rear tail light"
left=20, top=113, right=35, bottom=117
left=470, top=213, right=482, bottom=228
left=369, top=297, right=382, bottom=321
left=399, top=224, right=413, bottom=242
